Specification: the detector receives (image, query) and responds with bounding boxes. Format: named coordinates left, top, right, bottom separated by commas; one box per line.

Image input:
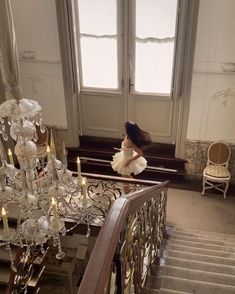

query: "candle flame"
left=77, top=157, right=80, bottom=163
left=47, top=146, right=50, bottom=153
left=8, top=149, right=12, bottom=156
left=2, top=207, right=6, bottom=215
left=82, top=177, right=87, bottom=185
left=51, top=197, right=56, bottom=205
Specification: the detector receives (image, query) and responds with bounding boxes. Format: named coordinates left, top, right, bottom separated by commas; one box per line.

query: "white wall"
left=187, top=0, right=235, bottom=144
left=10, top=0, right=67, bottom=127
left=7, top=0, right=235, bottom=141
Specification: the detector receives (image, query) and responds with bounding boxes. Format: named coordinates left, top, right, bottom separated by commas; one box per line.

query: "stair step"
left=173, top=228, right=235, bottom=241
left=145, top=276, right=161, bottom=289
left=0, top=246, right=17, bottom=263
left=141, top=286, right=160, bottom=293
left=0, top=265, right=11, bottom=285
left=162, top=265, right=235, bottom=286
left=173, top=229, right=235, bottom=242
left=168, top=239, right=235, bottom=252
left=165, top=256, right=235, bottom=275
left=170, top=234, right=235, bottom=247
left=160, top=289, right=191, bottom=294
left=167, top=243, right=235, bottom=258
left=167, top=249, right=235, bottom=266
left=161, top=275, right=235, bottom=294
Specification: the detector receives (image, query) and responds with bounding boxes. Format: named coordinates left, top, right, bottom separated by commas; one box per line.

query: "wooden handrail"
left=77, top=181, right=169, bottom=294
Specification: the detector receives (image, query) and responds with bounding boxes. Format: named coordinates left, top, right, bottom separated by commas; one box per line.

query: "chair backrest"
left=207, top=142, right=231, bottom=167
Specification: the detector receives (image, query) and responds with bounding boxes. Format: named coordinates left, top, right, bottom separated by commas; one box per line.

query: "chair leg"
left=224, top=182, right=229, bottom=199
left=202, top=177, right=206, bottom=195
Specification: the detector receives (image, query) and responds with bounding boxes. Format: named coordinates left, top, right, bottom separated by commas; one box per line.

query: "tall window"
left=78, top=0, right=118, bottom=89
left=76, top=0, right=178, bottom=95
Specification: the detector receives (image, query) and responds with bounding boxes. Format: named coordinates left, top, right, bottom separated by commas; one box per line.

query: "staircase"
left=144, top=227, right=235, bottom=294
left=0, top=241, right=47, bottom=293
left=67, top=136, right=187, bottom=182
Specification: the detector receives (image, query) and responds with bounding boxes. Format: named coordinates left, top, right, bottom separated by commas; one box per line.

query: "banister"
left=78, top=180, right=169, bottom=294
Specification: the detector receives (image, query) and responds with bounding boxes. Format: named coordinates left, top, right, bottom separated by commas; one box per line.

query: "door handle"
left=128, top=78, right=134, bottom=92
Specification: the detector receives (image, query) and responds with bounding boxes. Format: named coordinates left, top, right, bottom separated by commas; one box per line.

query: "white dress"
left=111, top=141, right=147, bottom=176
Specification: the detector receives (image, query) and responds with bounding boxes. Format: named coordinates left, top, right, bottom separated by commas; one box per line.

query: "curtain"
left=55, top=0, right=81, bottom=147
left=0, top=0, right=22, bottom=101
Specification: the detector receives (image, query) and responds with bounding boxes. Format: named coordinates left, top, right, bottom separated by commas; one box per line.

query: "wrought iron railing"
left=4, top=173, right=163, bottom=293
left=77, top=180, right=169, bottom=294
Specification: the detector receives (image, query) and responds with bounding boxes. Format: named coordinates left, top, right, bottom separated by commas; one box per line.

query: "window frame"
left=74, top=0, right=123, bottom=93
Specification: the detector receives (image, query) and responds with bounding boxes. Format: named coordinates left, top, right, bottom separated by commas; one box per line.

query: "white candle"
left=81, top=177, right=87, bottom=208
left=46, top=146, right=51, bottom=162
left=8, top=149, right=14, bottom=165
left=77, top=157, right=82, bottom=183
left=2, top=207, right=9, bottom=238
left=51, top=197, right=59, bottom=229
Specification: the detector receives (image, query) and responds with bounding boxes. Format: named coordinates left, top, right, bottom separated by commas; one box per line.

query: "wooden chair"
left=202, top=141, right=231, bottom=199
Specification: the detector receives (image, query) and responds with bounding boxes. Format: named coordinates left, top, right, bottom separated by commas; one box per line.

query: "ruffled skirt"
left=111, top=151, right=147, bottom=176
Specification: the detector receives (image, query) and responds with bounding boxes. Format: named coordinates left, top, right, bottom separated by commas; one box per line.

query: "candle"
left=8, top=149, right=14, bottom=165
left=81, top=177, right=87, bottom=208
left=51, top=197, right=59, bottom=229
left=77, top=157, right=82, bottom=183
left=2, top=207, right=9, bottom=239
left=46, top=146, right=51, bottom=162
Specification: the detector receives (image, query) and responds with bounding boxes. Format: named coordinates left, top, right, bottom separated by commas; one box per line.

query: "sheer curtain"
left=0, top=0, right=22, bottom=101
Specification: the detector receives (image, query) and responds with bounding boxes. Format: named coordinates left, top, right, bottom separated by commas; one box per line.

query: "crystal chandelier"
left=0, top=98, right=90, bottom=272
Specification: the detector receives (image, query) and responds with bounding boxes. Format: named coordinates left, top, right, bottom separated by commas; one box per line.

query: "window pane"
left=135, top=42, right=174, bottom=94
left=78, top=0, right=117, bottom=35
left=80, top=37, right=118, bottom=88
left=136, top=0, right=178, bottom=38
left=135, top=0, right=178, bottom=94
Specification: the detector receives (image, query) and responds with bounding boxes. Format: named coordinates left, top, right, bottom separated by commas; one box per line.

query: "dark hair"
left=125, top=121, right=152, bottom=149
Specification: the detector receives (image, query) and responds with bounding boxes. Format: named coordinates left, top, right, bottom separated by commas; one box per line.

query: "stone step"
left=165, top=256, right=235, bottom=275
left=162, top=265, right=235, bottom=286
left=145, top=276, right=161, bottom=289
left=0, top=246, right=17, bottom=263
left=168, top=238, right=235, bottom=252
left=141, top=286, right=160, bottom=294
left=170, top=235, right=235, bottom=248
left=0, top=265, right=11, bottom=285
left=167, top=249, right=235, bottom=266
left=161, top=276, right=235, bottom=294
left=167, top=243, right=235, bottom=258
left=173, top=228, right=235, bottom=241
left=160, top=289, right=191, bottom=294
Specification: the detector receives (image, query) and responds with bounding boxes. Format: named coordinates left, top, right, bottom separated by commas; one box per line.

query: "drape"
left=0, top=0, right=23, bottom=101
left=55, top=0, right=80, bottom=147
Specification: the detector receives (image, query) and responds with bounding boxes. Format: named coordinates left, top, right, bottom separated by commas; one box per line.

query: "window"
left=78, top=0, right=118, bottom=89
left=76, top=0, right=178, bottom=95
left=135, top=0, right=178, bottom=94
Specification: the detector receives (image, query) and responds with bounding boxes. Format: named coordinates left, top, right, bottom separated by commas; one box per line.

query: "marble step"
left=167, top=243, right=235, bottom=258
left=167, top=249, right=235, bottom=266
left=168, top=238, right=235, bottom=252
left=165, top=256, right=235, bottom=275
left=0, top=246, right=17, bottom=263
left=0, top=265, right=11, bottom=285
left=173, top=228, right=235, bottom=242
left=161, top=276, right=235, bottom=294
left=160, top=290, right=191, bottom=294
left=162, top=265, right=235, bottom=286
left=169, top=234, right=235, bottom=247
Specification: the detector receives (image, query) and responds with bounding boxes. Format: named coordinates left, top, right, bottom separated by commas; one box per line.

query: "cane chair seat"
left=204, top=165, right=230, bottom=178
left=202, top=141, right=231, bottom=199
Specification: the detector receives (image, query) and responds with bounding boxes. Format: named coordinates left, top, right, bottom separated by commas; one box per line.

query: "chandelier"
left=0, top=98, right=90, bottom=272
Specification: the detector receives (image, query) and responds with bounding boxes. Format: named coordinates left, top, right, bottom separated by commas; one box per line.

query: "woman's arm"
left=124, top=145, right=143, bottom=167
